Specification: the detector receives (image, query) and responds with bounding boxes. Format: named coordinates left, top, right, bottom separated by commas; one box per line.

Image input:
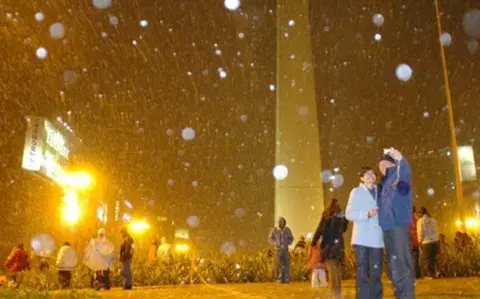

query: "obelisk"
left=275, top=0, right=324, bottom=238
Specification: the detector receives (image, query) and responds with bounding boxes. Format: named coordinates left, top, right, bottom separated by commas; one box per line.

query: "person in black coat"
left=312, top=198, right=348, bottom=299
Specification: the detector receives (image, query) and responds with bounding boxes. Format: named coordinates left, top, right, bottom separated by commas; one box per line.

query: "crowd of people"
left=269, top=148, right=464, bottom=299
left=3, top=227, right=135, bottom=291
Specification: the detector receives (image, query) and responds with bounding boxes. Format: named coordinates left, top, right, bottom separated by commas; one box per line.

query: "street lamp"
left=59, top=171, right=94, bottom=191
left=61, top=191, right=82, bottom=225
left=128, top=219, right=151, bottom=235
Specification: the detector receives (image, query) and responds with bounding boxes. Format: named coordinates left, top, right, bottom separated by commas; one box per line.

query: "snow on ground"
left=100, top=277, right=480, bottom=298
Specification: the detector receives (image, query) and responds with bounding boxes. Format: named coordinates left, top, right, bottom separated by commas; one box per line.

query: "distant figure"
left=293, top=235, right=307, bottom=255
left=56, top=242, right=78, bottom=288
left=411, top=206, right=421, bottom=279
left=312, top=198, right=348, bottom=299
left=417, top=207, right=439, bottom=279
left=454, top=231, right=473, bottom=251
left=147, top=239, right=159, bottom=264
left=268, top=217, right=294, bottom=283
left=83, top=228, right=115, bottom=290
left=306, top=242, right=327, bottom=289
left=377, top=148, right=414, bottom=299
left=119, top=227, right=134, bottom=290
left=4, top=243, right=30, bottom=283
left=437, top=233, right=450, bottom=277
left=157, top=237, right=173, bottom=263
left=346, top=166, right=384, bottom=299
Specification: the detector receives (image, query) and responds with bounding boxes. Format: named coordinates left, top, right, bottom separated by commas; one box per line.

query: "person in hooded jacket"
left=4, top=243, right=30, bottom=283
left=377, top=148, right=414, bottom=299
left=312, top=198, right=348, bottom=299
left=83, top=228, right=115, bottom=290
left=56, top=242, right=78, bottom=288
left=417, top=207, right=439, bottom=279
left=268, top=217, right=294, bottom=283
left=119, top=227, right=134, bottom=290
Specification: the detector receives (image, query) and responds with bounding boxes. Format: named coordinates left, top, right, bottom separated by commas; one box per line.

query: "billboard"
left=458, top=146, right=477, bottom=182
left=22, top=117, right=74, bottom=184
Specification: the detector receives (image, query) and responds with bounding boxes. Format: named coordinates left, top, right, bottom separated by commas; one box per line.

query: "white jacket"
left=346, top=184, right=384, bottom=248
left=56, top=245, right=78, bottom=271
left=417, top=215, right=439, bottom=244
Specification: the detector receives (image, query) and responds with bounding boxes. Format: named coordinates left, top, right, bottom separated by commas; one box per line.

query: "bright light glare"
left=62, top=191, right=81, bottom=225
left=455, top=220, right=462, bottom=227
left=129, top=219, right=150, bottom=234
left=60, top=171, right=94, bottom=190
left=175, top=243, right=190, bottom=253
left=465, top=218, right=479, bottom=228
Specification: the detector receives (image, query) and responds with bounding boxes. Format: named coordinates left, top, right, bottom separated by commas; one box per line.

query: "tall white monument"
left=275, top=0, right=324, bottom=238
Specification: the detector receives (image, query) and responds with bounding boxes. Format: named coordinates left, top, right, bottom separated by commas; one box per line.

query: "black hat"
left=379, top=154, right=396, bottom=164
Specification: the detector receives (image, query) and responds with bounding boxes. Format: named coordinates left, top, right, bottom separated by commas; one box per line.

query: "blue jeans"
left=122, top=261, right=132, bottom=289
left=275, top=249, right=290, bottom=282
left=354, top=245, right=383, bottom=299
left=384, top=226, right=415, bottom=299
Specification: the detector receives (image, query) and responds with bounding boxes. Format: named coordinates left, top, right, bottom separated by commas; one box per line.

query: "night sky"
left=0, top=0, right=479, bottom=255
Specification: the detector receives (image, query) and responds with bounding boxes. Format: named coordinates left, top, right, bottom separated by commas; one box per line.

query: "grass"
left=97, top=277, right=480, bottom=299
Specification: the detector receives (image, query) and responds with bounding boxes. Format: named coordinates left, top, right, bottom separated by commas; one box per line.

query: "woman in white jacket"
left=346, top=166, right=384, bottom=299
left=56, top=242, right=78, bottom=288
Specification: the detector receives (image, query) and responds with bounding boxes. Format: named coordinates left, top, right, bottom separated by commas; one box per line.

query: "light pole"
left=433, top=0, right=465, bottom=224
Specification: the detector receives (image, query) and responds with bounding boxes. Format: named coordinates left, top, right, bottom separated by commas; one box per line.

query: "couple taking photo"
left=346, top=147, right=414, bottom=299
left=311, top=147, right=413, bottom=299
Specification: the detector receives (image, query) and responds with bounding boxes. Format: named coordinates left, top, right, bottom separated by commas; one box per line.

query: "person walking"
left=268, top=217, right=294, bottom=283
left=346, top=166, right=384, bottom=299
left=312, top=198, right=348, bottom=299
left=377, top=148, right=414, bottom=299
left=411, top=206, right=421, bottom=279
left=417, top=207, right=439, bottom=279
left=56, top=242, right=78, bottom=289
left=4, top=244, right=30, bottom=284
left=119, top=227, right=134, bottom=290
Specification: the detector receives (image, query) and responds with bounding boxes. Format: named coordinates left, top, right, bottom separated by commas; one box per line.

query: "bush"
left=5, top=241, right=480, bottom=291
left=0, top=289, right=98, bottom=299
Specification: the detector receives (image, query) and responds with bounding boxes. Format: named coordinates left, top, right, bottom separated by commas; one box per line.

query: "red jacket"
left=306, top=244, right=326, bottom=270
left=5, top=248, right=30, bottom=273
left=411, top=215, right=420, bottom=247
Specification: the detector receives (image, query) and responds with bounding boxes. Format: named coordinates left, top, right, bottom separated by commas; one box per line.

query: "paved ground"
left=99, top=278, right=480, bottom=299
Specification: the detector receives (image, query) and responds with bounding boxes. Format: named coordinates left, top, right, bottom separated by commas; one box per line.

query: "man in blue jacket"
left=378, top=148, right=414, bottom=299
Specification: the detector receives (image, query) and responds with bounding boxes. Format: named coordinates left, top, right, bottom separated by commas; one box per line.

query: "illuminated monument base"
left=275, top=0, right=324, bottom=238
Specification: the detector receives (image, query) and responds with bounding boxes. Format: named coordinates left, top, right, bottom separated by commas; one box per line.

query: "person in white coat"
left=83, top=228, right=115, bottom=290
left=417, top=207, right=439, bottom=279
left=56, top=242, right=78, bottom=288
left=346, top=166, right=384, bottom=299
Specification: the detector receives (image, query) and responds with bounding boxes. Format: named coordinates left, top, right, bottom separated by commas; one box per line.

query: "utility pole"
left=433, top=0, right=465, bottom=225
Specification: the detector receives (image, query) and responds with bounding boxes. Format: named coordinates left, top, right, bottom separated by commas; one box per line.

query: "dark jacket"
left=268, top=226, right=294, bottom=251
left=120, top=235, right=134, bottom=262
left=312, top=212, right=348, bottom=261
left=378, top=158, right=412, bottom=231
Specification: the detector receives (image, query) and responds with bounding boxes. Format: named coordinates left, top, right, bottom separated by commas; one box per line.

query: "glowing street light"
left=455, top=218, right=479, bottom=230
left=59, top=171, right=94, bottom=191
left=175, top=243, right=190, bottom=253
left=61, top=191, right=81, bottom=225
left=128, top=219, right=150, bottom=235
